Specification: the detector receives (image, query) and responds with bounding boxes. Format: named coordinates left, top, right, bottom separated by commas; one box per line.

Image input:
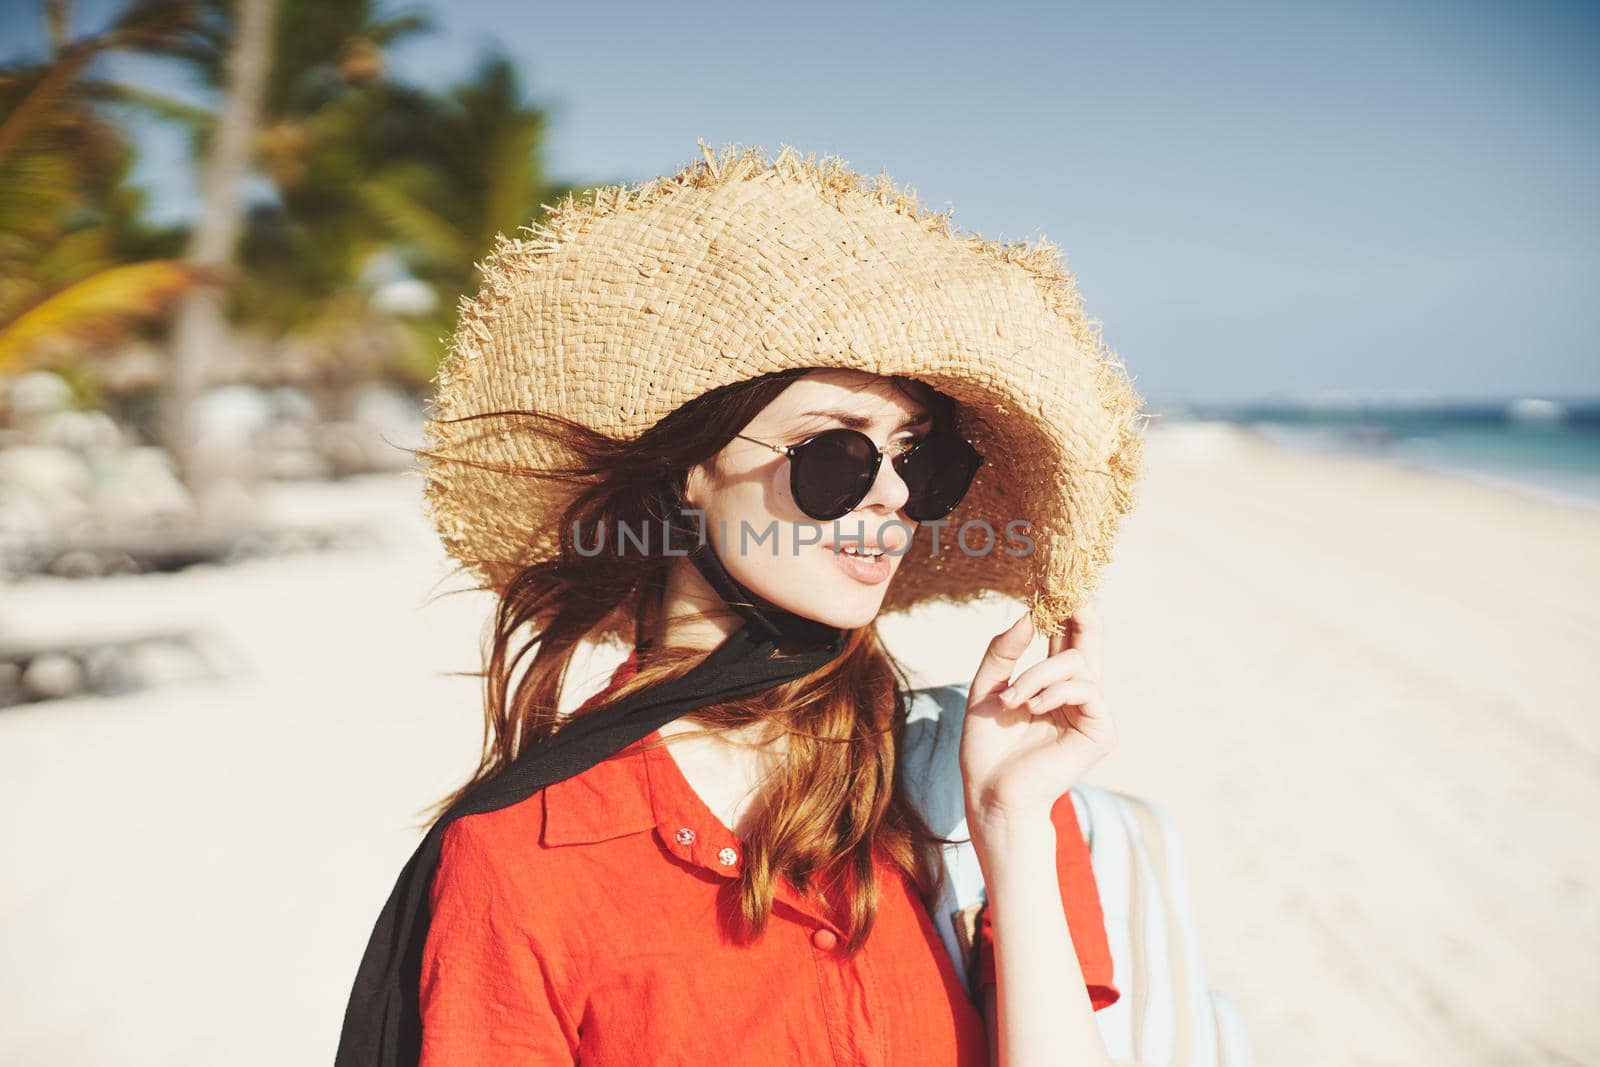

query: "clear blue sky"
left=5, top=0, right=1597, bottom=403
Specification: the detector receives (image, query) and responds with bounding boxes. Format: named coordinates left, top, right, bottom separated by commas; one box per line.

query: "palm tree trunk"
left=161, top=0, right=276, bottom=495
left=45, top=0, right=71, bottom=56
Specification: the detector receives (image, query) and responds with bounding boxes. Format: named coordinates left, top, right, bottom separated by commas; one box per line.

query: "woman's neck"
left=646, top=556, right=794, bottom=838
left=653, top=555, right=742, bottom=650
left=658, top=717, right=788, bottom=839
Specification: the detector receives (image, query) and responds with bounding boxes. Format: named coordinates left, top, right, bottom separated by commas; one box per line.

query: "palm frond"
left=102, top=0, right=205, bottom=55
left=360, top=177, right=471, bottom=265
left=364, top=10, right=433, bottom=47
left=81, top=78, right=215, bottom=128
left=0, top=259, right=209, bottom=372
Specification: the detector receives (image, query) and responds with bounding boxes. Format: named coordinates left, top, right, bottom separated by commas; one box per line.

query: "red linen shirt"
left=418, top=653, right=1119, bottom=1065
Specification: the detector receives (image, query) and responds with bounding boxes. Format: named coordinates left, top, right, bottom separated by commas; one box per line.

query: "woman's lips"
left=824, top=544, right=893, bottom=584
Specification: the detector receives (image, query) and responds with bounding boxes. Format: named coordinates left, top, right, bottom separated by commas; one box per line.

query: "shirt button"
left=675, top=827, right=696, bottom=845
left=811, top=928, right=838, bottom=951
left=717, top=846, right=738, bottom=866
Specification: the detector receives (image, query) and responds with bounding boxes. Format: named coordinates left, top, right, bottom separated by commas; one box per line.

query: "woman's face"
left=682, top=369, right=933, bottom=630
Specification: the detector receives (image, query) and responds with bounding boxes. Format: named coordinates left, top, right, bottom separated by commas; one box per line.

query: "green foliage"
left=0, top=1, right=204, bottom=376
left=4, top=0, right=591, bottom=390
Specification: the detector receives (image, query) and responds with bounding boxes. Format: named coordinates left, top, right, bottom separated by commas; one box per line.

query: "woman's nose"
left=858, top=451, right=911, bottom=516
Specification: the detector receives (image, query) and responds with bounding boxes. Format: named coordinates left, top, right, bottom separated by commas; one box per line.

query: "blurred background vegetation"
left=1, top=0, right=585, bottom=504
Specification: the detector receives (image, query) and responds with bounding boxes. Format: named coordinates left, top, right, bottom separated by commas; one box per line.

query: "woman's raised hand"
left=959, top=602, right=1118, bottom=839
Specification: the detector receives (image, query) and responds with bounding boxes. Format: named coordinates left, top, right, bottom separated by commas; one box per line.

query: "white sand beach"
left=1, top=422, right=1595, bottom=1065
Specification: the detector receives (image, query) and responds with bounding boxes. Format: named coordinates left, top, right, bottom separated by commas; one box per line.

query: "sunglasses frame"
left=732, top=426, right=983, bottom=522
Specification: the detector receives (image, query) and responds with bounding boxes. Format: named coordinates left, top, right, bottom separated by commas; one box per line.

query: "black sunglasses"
left=733, top=427, right=983, bottom=522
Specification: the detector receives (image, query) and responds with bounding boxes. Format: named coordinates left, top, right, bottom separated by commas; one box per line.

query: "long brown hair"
left=419, top=368, right=968, bottom=954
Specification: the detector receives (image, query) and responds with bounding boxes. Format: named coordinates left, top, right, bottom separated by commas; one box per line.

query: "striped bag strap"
left=1077, top=785, right=1254, bottom=1067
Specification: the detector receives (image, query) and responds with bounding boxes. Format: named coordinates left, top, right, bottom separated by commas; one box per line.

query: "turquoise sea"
left=1160, top=397, right=1600, bottom=510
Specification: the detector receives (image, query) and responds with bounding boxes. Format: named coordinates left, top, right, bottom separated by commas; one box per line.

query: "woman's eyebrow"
left=791, top=408, right=933, bottom=431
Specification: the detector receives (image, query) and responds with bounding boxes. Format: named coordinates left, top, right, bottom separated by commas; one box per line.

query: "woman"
left=337, top=142, right=1146, bottom=1067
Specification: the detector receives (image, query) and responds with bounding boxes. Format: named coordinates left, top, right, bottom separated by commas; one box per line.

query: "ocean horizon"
left=1152, top=395, right=1600, bottom=511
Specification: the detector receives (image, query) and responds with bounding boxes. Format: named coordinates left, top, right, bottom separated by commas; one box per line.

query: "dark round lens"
left=790, top=428, right=882, bottom=520
left=896, top=434, right=982, bottom=521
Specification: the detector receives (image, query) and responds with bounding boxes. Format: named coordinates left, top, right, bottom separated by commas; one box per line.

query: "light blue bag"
left=900, top=683, right=1254, bottom=1067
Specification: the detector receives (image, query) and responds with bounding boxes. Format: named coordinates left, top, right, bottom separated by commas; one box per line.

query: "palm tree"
left=154, top=0, right=439, bottom=413
left=94, top=3, right=586, bottom=414
left=163, top=11, right=583, bottom=400
left=0, top=0, right=209, bottom=378
left=160, top=0, right=277, bottom=492
left=357, top=53, right=587, bottom=385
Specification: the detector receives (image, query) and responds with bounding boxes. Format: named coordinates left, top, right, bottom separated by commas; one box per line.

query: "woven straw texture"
left=421, top=140, right=1148, bottom=637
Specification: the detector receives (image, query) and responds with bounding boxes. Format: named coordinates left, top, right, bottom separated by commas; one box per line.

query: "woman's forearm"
left=973, top=817, right=1113, bottom=1067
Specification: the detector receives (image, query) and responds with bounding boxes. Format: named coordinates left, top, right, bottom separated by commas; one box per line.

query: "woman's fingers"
left=1048, top=615, right=1072, bottom=659
left=1052, top=601, right=1105, bottom=674
left=971, top=612, right=1034, bottom=703
left=1021, top=677, right=1098, bottom=715
left=998, top=647, right=1092, bottom=708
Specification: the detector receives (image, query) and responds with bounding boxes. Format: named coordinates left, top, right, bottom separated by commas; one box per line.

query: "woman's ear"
left=682, top=462, right=708, bottom=511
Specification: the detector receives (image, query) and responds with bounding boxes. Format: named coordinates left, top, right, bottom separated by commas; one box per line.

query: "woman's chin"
left=734, top=555, right=898, bottom=631
left=792, top=570, right=895, bottom=629
left=821, top=602, right=887, bottom=630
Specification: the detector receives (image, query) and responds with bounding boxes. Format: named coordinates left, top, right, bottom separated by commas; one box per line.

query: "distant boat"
left=1506, top=398, right=1565, bottom=423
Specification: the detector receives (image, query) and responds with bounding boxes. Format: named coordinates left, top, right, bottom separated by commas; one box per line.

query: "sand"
left=0, top=422, right=1594, bottom=1065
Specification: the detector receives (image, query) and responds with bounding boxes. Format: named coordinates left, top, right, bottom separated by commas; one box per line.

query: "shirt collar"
left=541, top=650, right=654, bottom=846
left=538, top=740, right=656, bottom=849
left=539, top=651, right=747, bottom=876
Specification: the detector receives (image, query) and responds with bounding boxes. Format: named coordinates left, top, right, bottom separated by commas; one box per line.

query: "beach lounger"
left=903, top=684, right=1254, bottom=1067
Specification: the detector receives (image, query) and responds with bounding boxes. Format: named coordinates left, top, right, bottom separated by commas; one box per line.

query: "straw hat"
left=420, top=140, right=1148, bottom=638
